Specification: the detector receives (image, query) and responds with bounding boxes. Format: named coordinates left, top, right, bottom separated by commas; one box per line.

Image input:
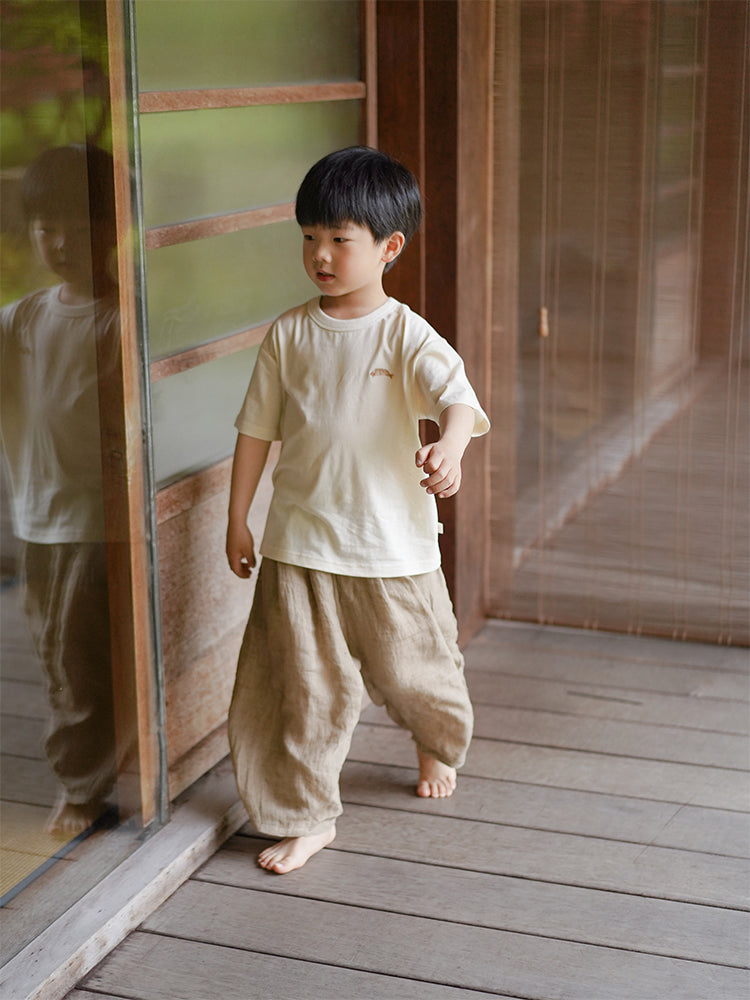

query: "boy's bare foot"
left=46, top=797, right=105, bottom=837
left=416, top=749, right=457, bottom=798
left=258, top=826, right=336, bottom=874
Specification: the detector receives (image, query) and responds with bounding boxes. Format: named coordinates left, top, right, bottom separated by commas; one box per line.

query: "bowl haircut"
left=295, top=146, right=422, bottom=269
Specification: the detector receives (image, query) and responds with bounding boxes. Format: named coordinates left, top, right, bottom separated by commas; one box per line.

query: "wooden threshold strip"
left=139, top=81, right=366, bottom=114
left=150, top=322, right=270, bottom=382
left=145, top=202, right=295, bottom=250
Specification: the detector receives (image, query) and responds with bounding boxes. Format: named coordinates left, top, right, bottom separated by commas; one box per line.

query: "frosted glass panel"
left=135, top=0, right=359, bottom=91
left=146, top=220, right=313, bottom=358
left=151, top=348, right=260, bottom=485
left=141, top=102, right=360, bottom=228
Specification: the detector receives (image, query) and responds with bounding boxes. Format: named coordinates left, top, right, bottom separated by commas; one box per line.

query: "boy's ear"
left=382, top=231, right=405, bottom=264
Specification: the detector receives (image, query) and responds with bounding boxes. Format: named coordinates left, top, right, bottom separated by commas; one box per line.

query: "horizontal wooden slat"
left=142, top=882, right=749, bottom=998
left=462, top=672, right=750, bottom=735
left=466, top=634, right=750, bottom=699
left=145, top=202, right=295, bottom=250
left=334, top=761, right=749, bottom=858
left=156, top=459, right=232, bottom=524
left=350, top=723, right=749, bottom=810
left=139, top=81, right=367, bottom=113
left=362, top=697, right=749, bottom=768
left=475, top=619, right=750, bottom=670
left=203, top=835, right=750, bottom=968
left=325, top=804, right=750, bottom=908
left=83, top=932, right=507, bottom=1000
left=155, top=444, right=279, bottom=524
left=150, top=323, right=270, bottom=383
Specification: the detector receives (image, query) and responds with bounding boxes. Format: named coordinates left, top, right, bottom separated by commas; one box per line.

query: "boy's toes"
left=416, top=751, right=457, bottom=798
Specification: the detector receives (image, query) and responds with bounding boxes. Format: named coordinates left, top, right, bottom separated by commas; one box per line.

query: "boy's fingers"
left=228, top=547, right=255, bottom=578
left=415, top=445, right=431, bottom=468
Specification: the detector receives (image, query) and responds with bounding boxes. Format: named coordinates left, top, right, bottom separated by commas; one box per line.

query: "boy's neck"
left=58, top=271, right=116, bottom=306
left=319, top=288, right=388, bottom=321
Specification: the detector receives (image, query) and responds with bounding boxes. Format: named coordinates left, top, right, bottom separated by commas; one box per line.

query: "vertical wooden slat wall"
left=377, top=0, right=495, bottom=644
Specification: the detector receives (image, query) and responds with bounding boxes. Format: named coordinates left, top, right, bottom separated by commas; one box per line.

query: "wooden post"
left=489, top=0, right=521, bottom=615
left=104, top=0, right=162, bottom=826
left=378, top=0, right=494, bottom=643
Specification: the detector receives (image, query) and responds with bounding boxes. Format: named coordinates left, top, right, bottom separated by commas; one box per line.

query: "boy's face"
left=30, top=214, right=93, bottom=285
left=29, top=213, right=114, bottom=288
left=301, top=221, right=396, bottom=304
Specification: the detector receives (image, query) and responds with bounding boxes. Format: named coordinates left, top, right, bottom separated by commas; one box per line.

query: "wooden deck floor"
left=67, top=621, right=749, bottom=1000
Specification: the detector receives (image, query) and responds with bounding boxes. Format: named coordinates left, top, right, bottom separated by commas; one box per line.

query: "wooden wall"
left=157, top=450, right=278, bottom=799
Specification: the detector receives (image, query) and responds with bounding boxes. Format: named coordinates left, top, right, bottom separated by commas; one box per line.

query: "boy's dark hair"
left=295, top=147, right=422, bottom=269
left=22, top=144, right=116, bottom=226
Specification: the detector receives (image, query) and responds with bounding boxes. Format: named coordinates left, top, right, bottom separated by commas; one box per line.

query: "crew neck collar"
left=307, top=296, right=397, bottom=331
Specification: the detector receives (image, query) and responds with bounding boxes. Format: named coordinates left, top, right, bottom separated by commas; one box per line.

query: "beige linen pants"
left=228, top=558, right=473, bottom=837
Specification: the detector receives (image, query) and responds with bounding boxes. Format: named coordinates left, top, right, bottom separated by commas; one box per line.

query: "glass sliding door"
left=0, top=0, right=161, bottom=960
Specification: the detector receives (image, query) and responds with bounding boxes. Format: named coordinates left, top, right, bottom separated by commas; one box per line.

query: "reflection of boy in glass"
left=0, top=145, right=119, bottom=836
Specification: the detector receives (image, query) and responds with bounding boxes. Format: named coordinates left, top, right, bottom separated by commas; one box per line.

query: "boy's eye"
left=333, top=237, right=348, bottom=243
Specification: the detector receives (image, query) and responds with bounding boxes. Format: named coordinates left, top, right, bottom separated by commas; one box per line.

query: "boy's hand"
left=226, top=520, right=257, bottom=578
left=415, top=440, right=464, bottom=498
left=416, top=403, right=476, bottom=499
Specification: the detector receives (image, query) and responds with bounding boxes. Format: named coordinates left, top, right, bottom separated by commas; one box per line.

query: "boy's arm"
left=226, top=433, right=272, bottom=578
left=415, top=403, right=476, bottom=499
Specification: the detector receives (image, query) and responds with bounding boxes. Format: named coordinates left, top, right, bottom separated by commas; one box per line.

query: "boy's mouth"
left=316, top=270, right=334, bottom=282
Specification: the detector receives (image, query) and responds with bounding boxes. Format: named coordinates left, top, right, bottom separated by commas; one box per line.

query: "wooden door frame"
left=376, top=0, right=496, bottom=644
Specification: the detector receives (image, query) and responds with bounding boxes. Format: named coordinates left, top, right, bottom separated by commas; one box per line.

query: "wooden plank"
left=144, top=202, right=295, bottom=250
left=475, top=619, right=750, bottom=672
left=0, top=760, right=246, bottom=1000
left=0, top=678, right=48, bottom=719
left=361, top=0, right=378, bottom=148
left=474, top=695, right=749, bottom=759
left=489, top=0, right=521, bottom=612
left=360, top=700, right=749, bottom=769
left=139, top=81, right=366, bottom=113
left=106, top=0, right=161, bottom=825
left=82, top=931, right=510, bottom=1000
left=142, top=882, right=750, bottom=999
left=452, top=0, right=494, bottom=641
left=337, top=761, right=750, bottom=858
left=466, top=636, right=750, bottom=700
left=150, top=322, right=269, bottom=381
left=66, top=991, right=130, bottom=1000
left=0, top=714, right=45, bottom=757
left=349, top=724, right=750, bottom=810
left=325, top=803, right=750, bottom=908
left=0, top=755, right=58, bottom=807
left=462, top=671, right=750, bottom=733
left=200, top=836, right=750, bottom=968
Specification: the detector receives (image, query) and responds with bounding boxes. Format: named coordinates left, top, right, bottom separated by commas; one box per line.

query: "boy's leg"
left=21, top=542, right=116, bottom=835
left=228, top=559, right=364, bottom=866
left=340, top=570, right=473, bottom=797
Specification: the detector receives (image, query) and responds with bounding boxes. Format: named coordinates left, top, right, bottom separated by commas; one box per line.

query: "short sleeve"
left=234, top=329, right=284, bottom=440
left=411, top=331, right=490, bottom=437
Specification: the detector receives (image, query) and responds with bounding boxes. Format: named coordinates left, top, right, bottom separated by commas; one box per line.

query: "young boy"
left=0, top=144, right=119, bottom=836
left=226, top=147, right=489, bottom=874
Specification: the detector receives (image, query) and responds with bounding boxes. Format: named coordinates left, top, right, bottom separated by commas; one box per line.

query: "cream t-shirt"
left=235, top=297, right=490, bottom=577
left=0, top=286, right=118, bottom=543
